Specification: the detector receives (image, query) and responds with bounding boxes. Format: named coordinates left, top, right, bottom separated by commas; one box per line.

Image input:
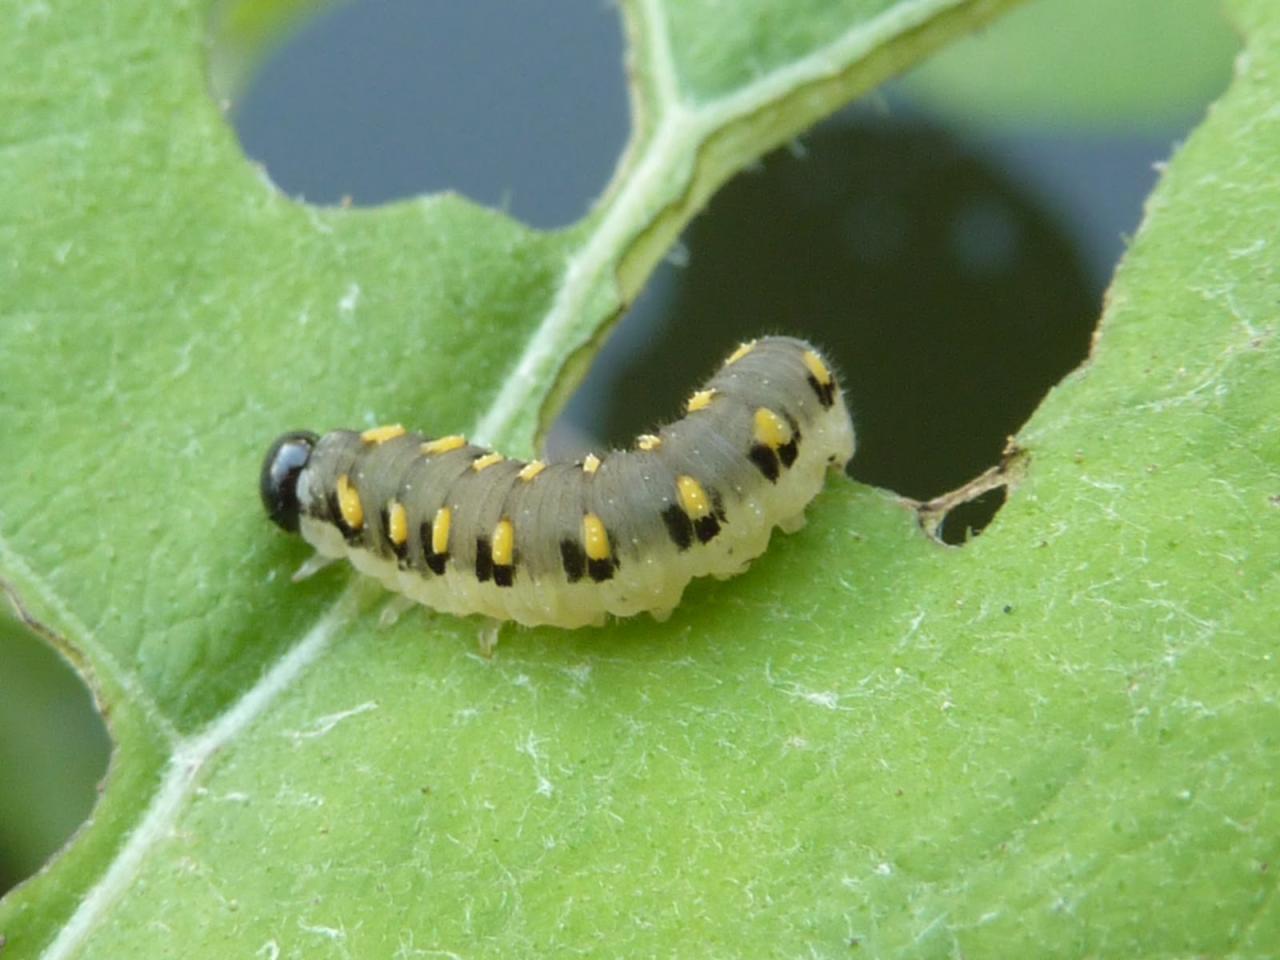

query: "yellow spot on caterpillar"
left=802, top=349, right=832, bottom=387
left=726, top=340, right=757, bottom=365
left=472, top=451, right=505, bottom=472
left=636, top=434, right=662, bottom=451
left=676, top=475, right=711, bottom=518
left=387, top=500, right=408, bottom=546
left=686, top=388, right=716, bottom=413
left=492, top=518, right=514, bottom=566
left=582, top=513, right=610, bottom=561
left=431, top=507, right=451, bottom=555
left=518, top=460, right=546, bottom=481
left=422, top=434, right=466, bottom=455
left=582, top=453, right=601, bottom=474
left=753, top=407, right=792, bottom=449
left=361, top=423, right=406, bottom=445
left=337, top=474, right=364, bottom=530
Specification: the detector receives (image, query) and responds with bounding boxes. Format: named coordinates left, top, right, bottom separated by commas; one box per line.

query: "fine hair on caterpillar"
left=260, top=336, right=854, bottom=629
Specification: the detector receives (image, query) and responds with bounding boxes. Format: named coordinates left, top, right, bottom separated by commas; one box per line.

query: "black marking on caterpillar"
left=694, top=513, right=721, bottom=544
left=260, top=336, right=855, bottom=629
left=661, top=504, right=694, bottom=551
left=587, top=556, right=616, bottom=583
left=474, top=537, right=494, bottom=583
left=380, top=505, right=409, bottom=564
left=419, top=520, right=447, bottom=575
left=748, top=444, right=781, bottom=482
left=808, top=375, right=836, bottom=409
left=325, top=489, right=360, bottom=544
left=560, top=539, right=587, bottom=583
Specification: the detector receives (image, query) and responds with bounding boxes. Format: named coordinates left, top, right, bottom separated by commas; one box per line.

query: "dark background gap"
left=226, top=0, right=630, bottom=226
left=560, top=115, right=1097, bottom=501
left=937, top=486, right=1010, bottom=546
left=0, top=0, right=1227, bottom=896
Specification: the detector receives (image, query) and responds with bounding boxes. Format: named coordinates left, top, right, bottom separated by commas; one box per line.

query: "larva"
left=260, top=336, right=854, bottom=628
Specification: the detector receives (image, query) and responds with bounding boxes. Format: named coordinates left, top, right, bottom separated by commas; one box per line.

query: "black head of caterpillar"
left=260, top=430, right=319, bottom=534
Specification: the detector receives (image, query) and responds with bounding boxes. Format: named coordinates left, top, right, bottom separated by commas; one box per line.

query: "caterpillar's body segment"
left=260, top=337, right=854, bottom=628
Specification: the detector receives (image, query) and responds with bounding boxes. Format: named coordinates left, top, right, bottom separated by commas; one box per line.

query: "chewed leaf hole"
left=209, top=0, right=629, bottom=227
left=912, top=444, right=1026, bottom=546
left=936, top=486, right=1008, bottom=545
left=551, top=111, right=1103, bottom=496
left=0, top=606, right=111, bottom=896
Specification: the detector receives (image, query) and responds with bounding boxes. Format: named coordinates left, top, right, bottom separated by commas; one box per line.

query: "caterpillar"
left=260, top=336, right=854, bottom=629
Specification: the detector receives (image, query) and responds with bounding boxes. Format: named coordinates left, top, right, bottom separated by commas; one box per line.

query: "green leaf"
left=900, top=0, right=1240, bottom=130
left=2, top=1, right=1277, bottom=959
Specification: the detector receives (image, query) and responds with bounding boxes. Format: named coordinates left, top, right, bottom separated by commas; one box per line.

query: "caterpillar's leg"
left=378, top=594, right=416, bottom=629
left=778, top=512, right=807, bottom=535
left=712, top=560, right=752, bottom=581
left=649, top=606, right=674, bottom=623
left=477, top=620, right=502, bottom=659
left=292, top=552, right=336, bottom=582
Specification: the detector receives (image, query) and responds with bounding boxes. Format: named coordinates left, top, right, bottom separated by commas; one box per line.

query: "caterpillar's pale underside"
left=260, top=336, right=854, bottom=629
